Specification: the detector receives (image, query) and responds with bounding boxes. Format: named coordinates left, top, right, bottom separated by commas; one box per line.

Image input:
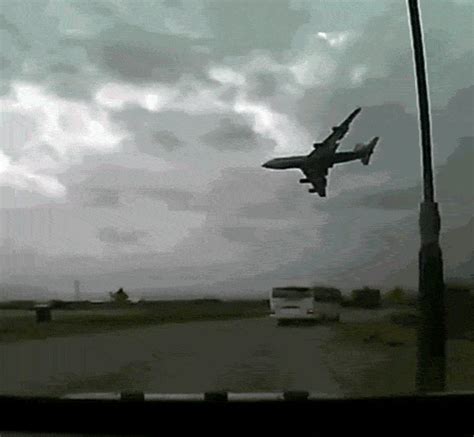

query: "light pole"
left=406, top=0, right=446, bottom=393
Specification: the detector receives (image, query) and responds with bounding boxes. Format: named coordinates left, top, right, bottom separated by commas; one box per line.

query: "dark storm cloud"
left=200, top=117, right=260, bottom=150
left=220, top=226, right=260, bottom=244
left=0, top=56, right=11, bottom=70
left=0, top=1, right=215, bottom=99
left=432, top=86, right=474, bottom=163
left=238, top=177, right=313, bottom=220
left=2, top=0, right=472, bottom=295
left=136, top=187, right=206, bottom=212
left=85, top=189, right=122, bottom=208
left=112, top=108, right=192, bottom=157
left=97, top=227, right=148, bottom=244
left=203, top=0, right=310, bottom=57
left=49, top=63, right=80, bottom=75
left=247, top=72, right=279, bottom=98
left=67, top=183, right=122, bottom=208
left=358, top=136, right=474, bottom=210
left=297, top=1, right=473, bottom=134
left=337, top=104, right=420, bottom=179
left=163, top=0, right=184, bottom=8
left=63, top=24, right=212, bottom=84
left=357, top=187, right=417, bottom=211
left=0, top=14, right=30, bottom=51
left=153, top=130, right=184, bottom=151
left=72, top=1, right=118, bottom=17
left=349, top=86, right=474, bottom=211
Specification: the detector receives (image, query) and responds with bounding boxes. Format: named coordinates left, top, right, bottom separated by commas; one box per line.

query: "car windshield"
left=0, top=0, right=473, bottom=400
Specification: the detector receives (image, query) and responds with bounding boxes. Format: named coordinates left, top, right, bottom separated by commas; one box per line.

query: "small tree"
left=311, top=286, right=342, bottom=303
left=109, top=287, right=130, bottom=304
left=351, top=286, right=381, bottom=309
left=384, top=287, right=408, bottom=305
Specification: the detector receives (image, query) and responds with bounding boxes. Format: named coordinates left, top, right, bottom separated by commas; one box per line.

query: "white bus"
left=270, top=287, right=341, bottom=325
left=270, top=287, right=316, bottom=325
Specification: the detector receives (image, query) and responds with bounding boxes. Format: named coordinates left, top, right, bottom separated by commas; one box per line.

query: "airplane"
left=261, top=107, right=379, bottom=197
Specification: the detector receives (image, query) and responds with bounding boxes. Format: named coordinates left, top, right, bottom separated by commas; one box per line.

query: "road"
left=0, top=317, right=344, bottom=397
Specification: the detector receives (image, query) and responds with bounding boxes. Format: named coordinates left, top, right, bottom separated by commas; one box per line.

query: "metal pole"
left=406, top=0, right=446, bottom=393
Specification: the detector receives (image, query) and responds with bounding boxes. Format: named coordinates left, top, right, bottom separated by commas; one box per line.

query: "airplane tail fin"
left=355, top=137, right=379, bottom=165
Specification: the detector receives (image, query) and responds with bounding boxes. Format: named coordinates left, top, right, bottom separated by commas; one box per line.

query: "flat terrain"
left=0, top=317, right=342, bottom=397
left=1, top=307, right=472, bottom=398
left=324, top=315, right=474, bottom=396
left=0, top=301, right=268, bottom=343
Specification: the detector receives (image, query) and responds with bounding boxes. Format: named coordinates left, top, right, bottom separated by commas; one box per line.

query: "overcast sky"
left=0, top=0, right=473, bottom=296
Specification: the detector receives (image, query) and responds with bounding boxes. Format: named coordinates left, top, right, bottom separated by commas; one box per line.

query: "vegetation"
left=311, top=286, right=342, bottom=302
left=324, top=316, right=474, bottom=396
left=0, top=300, right=36, bottom=310
left=0, top=300, right=268, bottom=343
left=347, top=286, right=381, bottom=308
left=383, top=286, right=413, bottom=306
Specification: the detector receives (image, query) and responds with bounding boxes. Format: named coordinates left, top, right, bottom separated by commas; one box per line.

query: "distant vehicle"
left=262, top=107, right=379, bottom=197
left=270, top=287, right=340, bottom=325
left=270, top=287, right=315, bottom=325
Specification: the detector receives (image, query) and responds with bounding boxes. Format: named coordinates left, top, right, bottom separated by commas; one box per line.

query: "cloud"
left=357, top=136, right=474, bottom=210
left=153, top=130, right=184, bottom=151
left=0, top=83, right=126, bottom=197
left=0, top=152, right=67, bottom=197
left=220, top=226, right=261, bottom=244
left=233, top=96, right=310, bottom=154
left=97, top=226, right=148, bottom=244
left=136, top=187, right=205, bottom=212
left=70, top=23, right=212, bottom=85
left=200, top=117, right=260, bottom=150
left=0, top=14, right=30, bottom=52
left=202, top=0, right=311, bottom=57
left=246, top=72, right=279, bottom=98
left=95, top=76, right=309, bottom=155
left=81, top=188, right=122, bottom=208
left=316, top=31, right=352, bottom=48
left=208, top=66, right=246, bottom=86
left=2, top=0, right=472, bottom=294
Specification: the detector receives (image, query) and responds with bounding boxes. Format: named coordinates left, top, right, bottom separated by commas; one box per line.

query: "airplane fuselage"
left=261, top=155, right=306, bottom=169
left=262, top=150, right=356, bottom=171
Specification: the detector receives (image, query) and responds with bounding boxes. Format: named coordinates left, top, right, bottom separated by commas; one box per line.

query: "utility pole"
left=74, top=280, right=81, bottom=301
left=406, top=0, right=446, bottom=393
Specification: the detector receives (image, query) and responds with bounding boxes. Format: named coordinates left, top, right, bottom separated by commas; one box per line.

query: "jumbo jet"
left=261, top=108, right=379, bottom=197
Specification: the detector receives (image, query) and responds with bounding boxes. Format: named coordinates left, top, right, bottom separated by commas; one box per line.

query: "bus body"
left=270, top=287, right=316, bottom=325
left=270, top=287, right=341, bottom=325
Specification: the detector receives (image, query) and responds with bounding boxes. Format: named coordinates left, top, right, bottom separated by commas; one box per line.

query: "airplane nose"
left=262, top=161, right=270, bottom=168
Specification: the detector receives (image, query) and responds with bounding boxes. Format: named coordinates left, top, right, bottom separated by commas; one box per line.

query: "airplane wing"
left=301, top=166, right=329, bottom=197
left=312, top=107, right=362, bottom=153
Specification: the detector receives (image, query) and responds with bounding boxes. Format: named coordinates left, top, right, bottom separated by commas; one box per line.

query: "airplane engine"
left=299, top=178, right=310, bottom=184
left=308, top=188, right=317, bottom=193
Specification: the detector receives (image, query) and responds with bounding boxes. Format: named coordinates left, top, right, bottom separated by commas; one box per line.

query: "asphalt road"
left=0, top=317, right=344, bottom=397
